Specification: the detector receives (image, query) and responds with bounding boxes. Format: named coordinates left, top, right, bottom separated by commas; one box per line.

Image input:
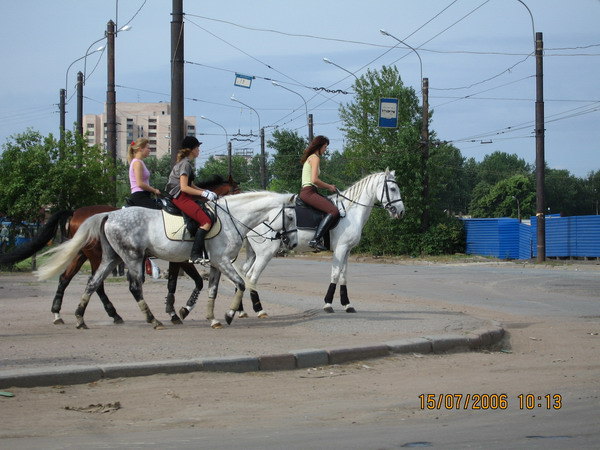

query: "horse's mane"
left=333, top=171, right=384, bottom=204
left=196, top=174, right=227, bottom=189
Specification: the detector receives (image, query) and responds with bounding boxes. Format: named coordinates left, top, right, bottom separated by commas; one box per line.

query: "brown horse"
left=0, top=175, right=240, bottom=325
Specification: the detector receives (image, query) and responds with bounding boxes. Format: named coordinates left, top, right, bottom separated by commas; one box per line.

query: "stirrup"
left=309, top=239, right=327, bottom=252
left=189, top=255, right=209, bottom=264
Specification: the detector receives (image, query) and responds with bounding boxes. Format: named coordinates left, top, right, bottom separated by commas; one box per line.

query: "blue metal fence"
left=463, top=215, right=600, bottom=259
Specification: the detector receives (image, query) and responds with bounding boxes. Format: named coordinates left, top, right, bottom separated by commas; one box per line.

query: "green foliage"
left=198, top=154, right=262, bottom=191
left=470, top=174, right=535, bottom=219
left=0, top=129, right=117, bottom=220
left=267, top=129, right=306, bottom=193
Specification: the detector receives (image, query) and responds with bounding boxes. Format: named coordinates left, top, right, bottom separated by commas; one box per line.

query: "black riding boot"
left=309, top=213, right=335, bottom=252
left=189, top=228, right=209, bottom=264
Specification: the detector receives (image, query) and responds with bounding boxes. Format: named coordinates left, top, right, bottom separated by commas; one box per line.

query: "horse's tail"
left=0, top=210, right=73, bottom=265
left=36, top=212, right=110, bottom=280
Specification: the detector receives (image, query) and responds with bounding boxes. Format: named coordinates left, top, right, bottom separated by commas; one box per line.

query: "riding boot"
left=189, top=228, right=209, bottom=264
left=309, top=213, right=335, bottom=252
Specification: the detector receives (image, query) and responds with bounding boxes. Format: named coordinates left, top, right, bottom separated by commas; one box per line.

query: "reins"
left=330, top=175, right=402, bottom=214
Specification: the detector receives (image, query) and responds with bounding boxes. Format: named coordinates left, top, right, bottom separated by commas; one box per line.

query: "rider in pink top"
left=127, top=138, right=161, bottom=209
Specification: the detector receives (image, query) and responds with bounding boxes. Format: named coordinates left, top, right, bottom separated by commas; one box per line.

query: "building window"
left=87, top=123, right=94, bottom=128
left=149, top=132, right=157, bottom=137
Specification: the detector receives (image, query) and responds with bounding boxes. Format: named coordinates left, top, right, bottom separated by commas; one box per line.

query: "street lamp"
left=515, top=0, right=546, bottom=263
left=272, top=81, right=313, bottom=141
left=512, top=196, right=521, bottom=222
left=379, top=30, right=423, bottom=94
left=83, top=24, right=131, bottom=84
left=380, top=29, right=430, bottom=230
left=201, top=115, right=231, bottom=179
left=322, top=57, right=358, bottom=81
left=231, top=95, right=266, bottom=188
left=65, top=46, right=105, bottom=98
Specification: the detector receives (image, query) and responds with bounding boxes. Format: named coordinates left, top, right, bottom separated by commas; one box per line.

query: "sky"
left=1, top=0, right=599, bottom=178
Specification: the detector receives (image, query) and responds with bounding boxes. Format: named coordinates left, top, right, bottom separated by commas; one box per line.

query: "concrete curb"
left=0, top=326, right=506, bottom=389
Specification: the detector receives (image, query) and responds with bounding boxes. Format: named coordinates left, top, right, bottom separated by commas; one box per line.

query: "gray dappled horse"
left=37, top=191, right=297, bottom=329
left=237, top=170, right=404, bottom=314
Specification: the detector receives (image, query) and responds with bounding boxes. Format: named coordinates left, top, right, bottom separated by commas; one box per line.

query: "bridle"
left=333, top=174, right=403, bottom=215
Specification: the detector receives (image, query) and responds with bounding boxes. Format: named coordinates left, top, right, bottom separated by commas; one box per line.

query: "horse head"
left=380, top=168, right=405, bottom=219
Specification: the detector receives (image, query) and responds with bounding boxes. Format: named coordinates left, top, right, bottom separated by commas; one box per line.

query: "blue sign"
left=378, top=98, right=399, bottom=128
left=234, top=73, right=254, bottom=89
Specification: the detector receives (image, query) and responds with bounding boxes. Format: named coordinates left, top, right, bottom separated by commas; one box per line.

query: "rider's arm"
left=132, top=160, right=160, bottom=195
left=179, top=174, right=210, bottom=197
left=309, top=155, right=336, bottom=192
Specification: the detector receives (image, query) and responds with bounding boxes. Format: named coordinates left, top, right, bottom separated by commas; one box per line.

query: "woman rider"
left=299, top=135, right=339, bottom=251
left=165, top=136, right=217, bottom=264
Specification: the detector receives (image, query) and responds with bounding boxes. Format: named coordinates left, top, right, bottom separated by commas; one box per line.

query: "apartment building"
left=83, top=102, right=197, bottom=161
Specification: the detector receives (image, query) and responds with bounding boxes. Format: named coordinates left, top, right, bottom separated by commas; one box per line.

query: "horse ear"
left=385, top=167, right=390, bottom=175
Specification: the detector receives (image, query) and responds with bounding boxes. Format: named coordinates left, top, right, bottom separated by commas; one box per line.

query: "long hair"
left=127, top=138, right=149, bottom=163
left=300, top=135, right=329, bottom=164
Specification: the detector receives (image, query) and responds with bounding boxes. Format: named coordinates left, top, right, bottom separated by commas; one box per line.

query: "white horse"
left=36, top=191, right=297, bottom=329
left=237, top=169, right=404, bottom=314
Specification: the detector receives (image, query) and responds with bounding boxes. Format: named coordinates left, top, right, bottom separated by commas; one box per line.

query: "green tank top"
left=301, top=155, right=319, bottom=187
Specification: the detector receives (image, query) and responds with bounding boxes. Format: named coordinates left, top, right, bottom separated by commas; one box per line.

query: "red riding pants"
left=172, top=192, right=212, bottom=226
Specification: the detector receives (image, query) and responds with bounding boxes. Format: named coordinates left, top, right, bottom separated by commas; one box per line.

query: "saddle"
left=294, top=196, right=341, bottom=250
left=160, top=195, right=221, bottom=242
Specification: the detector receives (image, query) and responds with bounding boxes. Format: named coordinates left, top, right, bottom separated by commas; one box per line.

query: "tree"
left=0, top=129, right=117, bottom=219
left=476, top=151, right=532, bottom=186
left=545, top=168, right=587, bottom=216
left=267, top=129, right=306, bottom=193
left=469, top=174, right=535, bottom=219
left=198, top=154, right=262, bottom=191
left=0, top=129, right=52, bottom=222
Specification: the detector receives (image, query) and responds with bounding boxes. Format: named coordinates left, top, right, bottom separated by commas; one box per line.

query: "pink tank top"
left=129, top=158, right=150, bottom=193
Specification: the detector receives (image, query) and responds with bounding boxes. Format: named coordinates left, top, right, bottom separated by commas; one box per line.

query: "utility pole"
left=308, top=113, right=314, bottom=142
left=421, top=77, right=430, bottom=231
left=76, top=71, right=83, bottom=137
left=171, top=0, right=184, bottom=165
left=260, top=127, right=266, bottom=189
left=59, top=88, right=66, bottom=149
left=106, top=20, right=117, bottom=166
left=535, top=32, right=546, bottom=263
left=227, top=141, right=232, bottom=180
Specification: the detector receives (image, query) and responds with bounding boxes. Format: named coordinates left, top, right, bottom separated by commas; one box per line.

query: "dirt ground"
left=1, top=259, right=598, bottom=440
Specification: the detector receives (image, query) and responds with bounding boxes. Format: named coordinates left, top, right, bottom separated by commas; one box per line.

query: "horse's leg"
left=236, top=240, right=256, bottom=317
left=334, top=246, right=355, bottom=313
left=323, top=245, right=350, bottom=313
left=74, top=261, right=118, bottom=329
left=214, top=261, right=245, bottom=325
left=206, top=266, right=223, bottom=329
left=126, top=258, right=164, bottom=330
left=241, top=246, right=279, bottom=318
left=51, top=251, right=87, bottom=324
left=176, top=262, right=204, bottom=322
left=165, top=262, right=183, bottom=324
left=87, top=247, right=124, bottom=324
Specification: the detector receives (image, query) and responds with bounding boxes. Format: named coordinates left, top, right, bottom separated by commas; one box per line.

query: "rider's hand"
left=328, top=184, right=337, bottom=193
left=202, top=189, right=218, bottom=201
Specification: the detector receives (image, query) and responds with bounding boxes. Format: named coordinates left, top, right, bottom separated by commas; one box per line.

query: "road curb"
left=0, top=326, right=506, bottom=389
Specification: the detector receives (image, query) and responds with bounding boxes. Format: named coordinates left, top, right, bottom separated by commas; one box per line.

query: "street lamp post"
left=515, top=0, right=546, bottom=262
left=512, top=196, right=521, bottom=222
left=379, top=29, right=430, bottom=230
left=231, top=96, right=266, bottom=189
left=61, top=45, right=105, bottom=144
left=323, top=57, right=368, bottom=134
left=272, top=81, right=313, bottom=142
left=201, top=116, right=231, bottom=179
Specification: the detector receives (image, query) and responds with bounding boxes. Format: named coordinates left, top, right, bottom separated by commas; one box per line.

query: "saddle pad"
left=162, top=207, right=221, bottom=241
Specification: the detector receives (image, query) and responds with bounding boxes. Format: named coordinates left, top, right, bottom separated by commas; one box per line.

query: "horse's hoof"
left=345, top=306, right=357, bottom=313
left=171, top=315, right=183, bottom=325
left=53, top=318, right=65, bottom=325
left=238, top=311, right=249, bottom=318
left=211, top=320, right=223, bottom=329
left=225, top=310, right=235, bottom=325
left=179, top=307, right=189, bottom=320
left=153, top=321, right=165, bottom=330
left=257, top=311, right=269, bottom=318
left=113, top=316, right=124, bottom=324
left=76, top=322, right=88, bottom=330
left=323, top=304, right=334, bottom=313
